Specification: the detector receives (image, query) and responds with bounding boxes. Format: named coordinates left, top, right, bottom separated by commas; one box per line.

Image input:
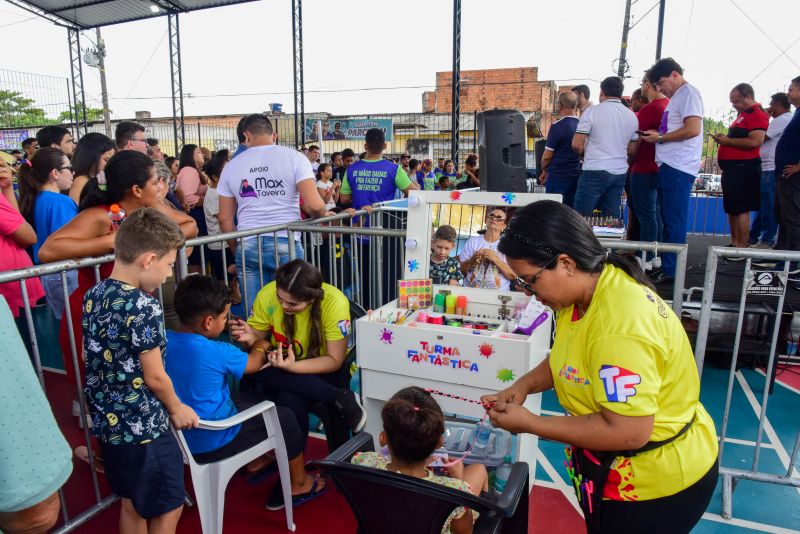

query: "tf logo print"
left=599, top=365, right=641, bottom=403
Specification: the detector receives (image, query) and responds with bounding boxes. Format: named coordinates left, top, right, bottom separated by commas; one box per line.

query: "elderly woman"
left=458, top=207, right=515, bottom=290
left=482, top=200, right=718, bottom=534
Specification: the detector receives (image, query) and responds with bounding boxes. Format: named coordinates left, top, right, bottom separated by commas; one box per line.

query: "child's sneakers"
left=334, top=389, right=366, bottom=433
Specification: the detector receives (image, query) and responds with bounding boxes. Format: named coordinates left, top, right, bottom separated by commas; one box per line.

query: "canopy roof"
left=8, top=0, right=258, bottom=29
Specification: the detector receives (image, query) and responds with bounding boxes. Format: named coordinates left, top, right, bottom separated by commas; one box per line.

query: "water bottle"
left=472, top=419, right=493, bottom=454
left=494, top=454, right=513, bottom=494
left=109, top=204, right=126, bottom=228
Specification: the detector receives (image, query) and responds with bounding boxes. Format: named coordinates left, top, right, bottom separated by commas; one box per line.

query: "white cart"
left=357, top=190, right=562, bottom=489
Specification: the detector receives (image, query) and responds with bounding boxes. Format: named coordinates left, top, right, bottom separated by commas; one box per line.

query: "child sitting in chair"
left=165, top=275, right=327, bottom=510
left=352, top=387, right=488, bottom=534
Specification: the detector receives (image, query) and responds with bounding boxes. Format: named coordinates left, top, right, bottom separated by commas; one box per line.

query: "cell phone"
left=636, top=130, right=646, bottom=135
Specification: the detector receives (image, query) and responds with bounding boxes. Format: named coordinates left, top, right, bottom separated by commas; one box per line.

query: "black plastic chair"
left=310, top=299, right=367, bottom=453
left=311, top=432, right=530, bottom=534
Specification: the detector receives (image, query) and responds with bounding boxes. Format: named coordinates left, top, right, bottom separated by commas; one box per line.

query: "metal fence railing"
left=693, top=246, right=800, bottom=522
left=0, top=203, right=695, bottom=532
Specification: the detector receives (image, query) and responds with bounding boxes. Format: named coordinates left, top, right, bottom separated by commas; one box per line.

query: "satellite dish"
left=84, top=48, right=100, bottom=68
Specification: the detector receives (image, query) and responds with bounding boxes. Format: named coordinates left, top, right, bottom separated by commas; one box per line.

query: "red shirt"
left=631, top=97, right=669, bottom=174
left=718, top=103, right=769, bottom=161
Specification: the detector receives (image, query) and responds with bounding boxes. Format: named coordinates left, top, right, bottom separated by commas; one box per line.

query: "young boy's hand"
left=170, top=403, right=200, bottom=430
left=229, top=318, right=255, bottom=347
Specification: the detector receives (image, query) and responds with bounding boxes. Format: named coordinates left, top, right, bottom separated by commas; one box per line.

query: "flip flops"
left=265, top=474, right=327, bottom=511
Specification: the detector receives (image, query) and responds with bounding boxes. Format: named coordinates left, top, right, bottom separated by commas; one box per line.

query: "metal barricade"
left=597, top=239, right=688, bottom=316
left=693, top=246, right=800, bottom=521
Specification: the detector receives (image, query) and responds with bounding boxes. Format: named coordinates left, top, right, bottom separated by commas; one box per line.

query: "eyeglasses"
left=487, top=214, right=506, bottom=222
left=59, top=165, right=73, bottom=172
left=515, top=255, right=558, bottom=295
left=131, top=137, right=148, bottom=143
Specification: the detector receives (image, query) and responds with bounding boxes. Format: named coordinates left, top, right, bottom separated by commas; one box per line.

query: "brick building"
left=421, top=66, right=569, bottom=137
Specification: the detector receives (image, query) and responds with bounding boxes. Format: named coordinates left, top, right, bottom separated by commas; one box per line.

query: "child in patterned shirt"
left=429, top=225, right=463, bottom=286
left=82, top=208, right=198, bottom=533
left=352, top=387, right=487, bottom=534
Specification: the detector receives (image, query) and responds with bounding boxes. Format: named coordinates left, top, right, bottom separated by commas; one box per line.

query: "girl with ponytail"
left=230, top=259, right=366, bottom=456
left=38, top=150, right=198, bottom=439
left=351, top=386, right=488, bottom=534
left=68, top=132, right=115, bottom=205
left=16, top=147, right=78, bottom=319
left=482, top=200, right=718, bottom=533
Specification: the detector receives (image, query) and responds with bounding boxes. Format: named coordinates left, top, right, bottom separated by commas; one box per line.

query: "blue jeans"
left=235, top=236, right=304, bottom=314
left=545, top=176, right=579, bottom=208
left=658, top=164, right=695, bottom=277
left=748, top=170, right=777, bottom=246
left=630, top=172, right=663, bottom=260
left=573, top=170, right=627, bottom=217
left=41, top=271, right=78, bottom=320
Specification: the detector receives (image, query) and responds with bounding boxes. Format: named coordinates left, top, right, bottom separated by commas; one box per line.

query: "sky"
left=2, top=0, right=799, bottom=123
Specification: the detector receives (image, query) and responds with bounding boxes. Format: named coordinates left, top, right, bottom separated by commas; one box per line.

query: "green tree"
left=57, top=103, right=107, bottom=124
left=0, top=90, right=51, bottom=127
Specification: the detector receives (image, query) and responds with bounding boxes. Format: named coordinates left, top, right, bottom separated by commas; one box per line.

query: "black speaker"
left=478, top=109, right=528, bottom=192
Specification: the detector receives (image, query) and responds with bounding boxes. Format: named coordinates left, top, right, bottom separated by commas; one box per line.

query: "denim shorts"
left=235, top=236, right=305, bottom=314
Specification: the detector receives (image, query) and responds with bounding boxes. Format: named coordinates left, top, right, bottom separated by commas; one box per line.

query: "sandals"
left=74, top=446, right=105, bottom=474
left=265, top=474, right=327, bottom=511
left=242, top=460, right=279, bottom=485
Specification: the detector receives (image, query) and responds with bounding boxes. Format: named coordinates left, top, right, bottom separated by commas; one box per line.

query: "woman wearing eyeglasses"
left=458, top=207, right=515, bottom=290
left=481, top=200, right=718, bottom=534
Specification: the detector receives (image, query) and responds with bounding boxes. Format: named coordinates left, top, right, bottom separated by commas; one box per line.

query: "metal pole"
left=451, top=0, right=461, bottom=165
left=617, top=0, right=632, bottom=78
left=168, top=13, right=186, bottom=153
left=655, top=0, right=666, bottom=60
left=291, top=0, right=305, bottom=149
left=95, top=28, right=112, bottom=138
left=67, top=27, right=87, bottom=139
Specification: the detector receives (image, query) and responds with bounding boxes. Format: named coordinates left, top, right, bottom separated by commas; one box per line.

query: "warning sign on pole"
left=746, top=271, right=786, bottom=297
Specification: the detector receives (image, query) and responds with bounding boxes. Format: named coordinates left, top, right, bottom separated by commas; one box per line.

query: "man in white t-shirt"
left=640, top=58, right=704, bottom=282
left=571, top=76, right=639, bottom=217
left=218, top=114, right=326, bottom=311
left=749, top=92, right=793, bottom=249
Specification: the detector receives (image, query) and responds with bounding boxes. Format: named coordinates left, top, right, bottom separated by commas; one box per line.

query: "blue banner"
left=305, top=118, right=393, bottom=142
left=0, top=129, right=31, bottom=150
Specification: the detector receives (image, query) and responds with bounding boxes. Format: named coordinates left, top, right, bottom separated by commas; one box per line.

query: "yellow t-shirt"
left=550, top=265, right=718, bottom=502
left=248, top=282, right=350, bottom=360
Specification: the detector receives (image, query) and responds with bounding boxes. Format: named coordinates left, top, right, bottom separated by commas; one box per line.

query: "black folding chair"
left=310, top=299, right=367, bottom=453
left=311, top=432, right=530, bottom=534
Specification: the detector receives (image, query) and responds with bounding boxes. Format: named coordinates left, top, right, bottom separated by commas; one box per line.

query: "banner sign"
left=0, top=129, right=31, bottom=151
left=305, top=118, right=393, bottom=142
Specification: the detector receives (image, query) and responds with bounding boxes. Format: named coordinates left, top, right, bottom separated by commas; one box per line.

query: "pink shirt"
left=0, top=194, right=44, bottom=317
left=177, top=167, right=208, bottom=207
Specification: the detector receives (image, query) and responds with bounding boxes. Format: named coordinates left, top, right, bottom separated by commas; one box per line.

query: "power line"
left=729, top=0, right=800, bottom=70
left=102, top=78, right=605, bottom=101
left=123, top=29, right=168, bottom=102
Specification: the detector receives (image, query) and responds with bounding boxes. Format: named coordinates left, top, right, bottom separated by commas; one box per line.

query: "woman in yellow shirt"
left=230, top=260, right=366, bottom=449
left=482, top=200, right=718, bottom=533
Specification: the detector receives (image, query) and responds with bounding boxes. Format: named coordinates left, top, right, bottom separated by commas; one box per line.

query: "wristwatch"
left=657, top=134, right=664, bottom=144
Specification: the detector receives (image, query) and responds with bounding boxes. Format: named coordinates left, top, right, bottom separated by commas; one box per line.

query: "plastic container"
left=108, top=204, right=126, bottom=228
left=445, top=295, right=456, bottom=314
left=436, top=420, right=513, bottom=467
left=455, top=295, right=467, bottom=315
left=433, top=293, right=446, bottom=313
left=494, top=454, right=513, bottom=493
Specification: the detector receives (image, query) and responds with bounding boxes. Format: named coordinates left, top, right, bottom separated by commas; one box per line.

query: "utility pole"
left=96, top=28, right=112, bottom=138
left=617, top=0, right=632, bottom=78
left=655, top=0, right=666, bottom=60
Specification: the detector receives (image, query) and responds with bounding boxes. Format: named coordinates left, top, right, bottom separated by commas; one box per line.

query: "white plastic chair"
left=172, top=400, right=296, bottom=533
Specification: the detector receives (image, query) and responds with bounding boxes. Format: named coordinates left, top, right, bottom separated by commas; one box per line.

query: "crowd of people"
left=541, top=58, right=800, bottom=285
left=1, top=56, right=798, bottom=534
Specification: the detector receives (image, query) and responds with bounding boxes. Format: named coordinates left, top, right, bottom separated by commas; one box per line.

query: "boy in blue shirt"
left=82, top=208, right=198, bottom=532
left=166, top=275, right=325, bottom=510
